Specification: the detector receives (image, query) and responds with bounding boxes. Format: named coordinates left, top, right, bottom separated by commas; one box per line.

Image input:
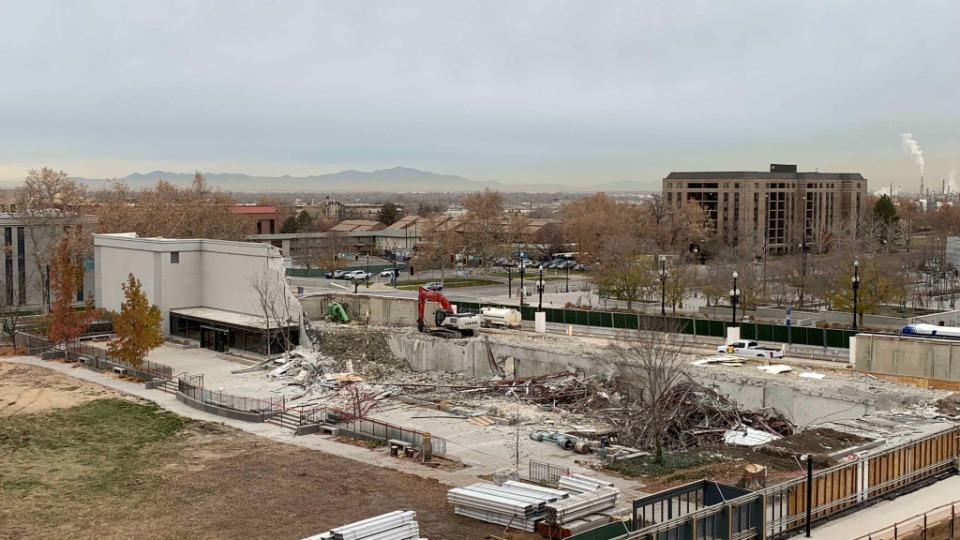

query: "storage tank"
left=480, top=307, right=522, bottom=329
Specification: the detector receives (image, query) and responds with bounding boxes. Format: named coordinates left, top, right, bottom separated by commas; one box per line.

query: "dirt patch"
left=936, top=393, right=960, bottom=416
left=762, top=428, right=873, bottom=458
left=317, top=325, right=411, bottom=378
left=605, top=428, right=872, bottom=490
left=0, top=395, right=535, bottom=540
left=0, top=362, right=121, bottom=417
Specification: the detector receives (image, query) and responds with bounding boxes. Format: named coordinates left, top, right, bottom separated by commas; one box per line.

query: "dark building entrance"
left=200, top=326, right=229, bottom=353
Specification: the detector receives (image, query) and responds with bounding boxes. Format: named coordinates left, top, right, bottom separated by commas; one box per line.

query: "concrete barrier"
left=855, top=333, right=960, bottom=389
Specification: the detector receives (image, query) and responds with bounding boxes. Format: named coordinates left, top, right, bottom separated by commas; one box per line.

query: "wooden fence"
left=626, top=426, right=960, bottom=540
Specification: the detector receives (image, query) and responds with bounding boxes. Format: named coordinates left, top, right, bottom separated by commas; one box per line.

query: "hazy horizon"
left=2, top=1, right=957, bottom=191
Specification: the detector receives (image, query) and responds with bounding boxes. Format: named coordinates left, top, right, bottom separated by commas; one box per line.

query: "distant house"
left=329, top=219, right=385, bottom=233
left=231, top=205, right=277, bottom=235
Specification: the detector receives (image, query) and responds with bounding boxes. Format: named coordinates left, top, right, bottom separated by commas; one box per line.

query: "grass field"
left=0, top=382, right=529, bottom=540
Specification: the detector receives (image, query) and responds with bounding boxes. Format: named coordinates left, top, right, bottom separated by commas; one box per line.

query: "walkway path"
left=808, top=475, right=960, bottom=539
left=0, top=355, right=643, bottom=495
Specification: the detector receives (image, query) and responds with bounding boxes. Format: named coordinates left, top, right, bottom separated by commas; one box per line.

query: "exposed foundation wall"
left=687, top=375, right=876, bottom=426
left=855, top=334, right=960, bottom=384
left=386, top=334, right=605, bottom=379
left=384, top=333, right=880, bottom=426
left=301, top=293, right=419, bottom=327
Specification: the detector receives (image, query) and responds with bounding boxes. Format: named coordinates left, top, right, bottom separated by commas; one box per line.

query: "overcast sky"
left=1, top=1, right=957, bottom=190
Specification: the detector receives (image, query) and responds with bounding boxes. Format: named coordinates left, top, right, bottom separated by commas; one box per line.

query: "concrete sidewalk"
left=808, top=475, right=960, bottom=539
left=0, top=355, right=643, bottom=496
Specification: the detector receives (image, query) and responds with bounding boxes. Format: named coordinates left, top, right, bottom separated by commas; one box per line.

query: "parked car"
left=573, top=264, right=586, bottom=271
left=345, top=270, right=372, bottom=281
left=424, top=281, right=443, bottom=291
left=379, top=269, right=398, bottom=277
left=324, top=269, right=348, bottom=279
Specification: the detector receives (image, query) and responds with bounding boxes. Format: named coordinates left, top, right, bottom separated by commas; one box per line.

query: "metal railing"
left=341, top=416, right=447, bottom=456
left=853, top=500, right=960, bottom=540
left=627, top=425, right=960, bottom=540
left=529, top=459, right=570, bottom=486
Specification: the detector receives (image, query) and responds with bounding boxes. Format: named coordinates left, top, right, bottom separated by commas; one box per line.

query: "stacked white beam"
left=545, top=487, right=620, bottom=526
left=301, top=510, right=425, bottom=540
left=447, top=482, right=568, bottom=532
left=558, top=474, right=615, bottom=495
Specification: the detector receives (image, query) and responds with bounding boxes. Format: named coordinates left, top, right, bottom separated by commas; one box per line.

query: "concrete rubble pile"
left=301, top=510, right=425, bottom=540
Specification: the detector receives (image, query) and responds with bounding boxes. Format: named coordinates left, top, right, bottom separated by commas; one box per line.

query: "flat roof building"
left=94, top=233, right=302, bottom=356
left=662, top=164, right=869, bottom=253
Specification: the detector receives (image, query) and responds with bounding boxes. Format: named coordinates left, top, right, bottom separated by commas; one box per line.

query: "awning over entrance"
left=169, top=307, right=296, bottom=331
left=169, top=307, right=298, bottom=356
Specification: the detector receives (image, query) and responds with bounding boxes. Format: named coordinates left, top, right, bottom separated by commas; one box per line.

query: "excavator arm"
left=417, top=287, right=454, bottom=332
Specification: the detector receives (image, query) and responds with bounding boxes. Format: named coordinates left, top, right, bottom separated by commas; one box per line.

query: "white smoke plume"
left=949, top=168, right=958, bottom=194
left=900, top=133, right=925, bottom=176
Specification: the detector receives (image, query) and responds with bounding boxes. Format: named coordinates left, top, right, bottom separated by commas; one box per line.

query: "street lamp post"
left=730, top=271, right=740, bottom=327
left=852, top=260, right=860, bottom=330
left=538, top=266, right=544, bottom=311
left=659, top=257, right=667, bottom=316
left=519, top=263, right=526, bottom=307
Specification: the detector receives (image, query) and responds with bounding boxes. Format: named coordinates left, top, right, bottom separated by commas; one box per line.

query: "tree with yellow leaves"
left=108, top=273, right=164, bottom=367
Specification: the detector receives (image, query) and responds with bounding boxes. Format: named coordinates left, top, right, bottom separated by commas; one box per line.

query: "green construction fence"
left=455, top=301, right=857, bottom=349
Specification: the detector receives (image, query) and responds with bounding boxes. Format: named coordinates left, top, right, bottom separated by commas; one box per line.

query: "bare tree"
left=250, top=267, right=295, bottom=356
left=605, top=319, right=690, bottom=462
left=664, top=263, right=696, bottom=314
left=0, top=267, right=37, bottom=346
left=15, top=168, right=89, bottom=313
left=592, top=236, right=652, bottom=310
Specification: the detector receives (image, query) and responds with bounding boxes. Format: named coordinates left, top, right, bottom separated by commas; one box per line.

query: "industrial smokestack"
left=900, top=133, right=925, bottom=177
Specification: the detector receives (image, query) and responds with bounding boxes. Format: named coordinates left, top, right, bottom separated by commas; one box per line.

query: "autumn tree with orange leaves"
left=47, top=238, right=101, bottom=345
left=108, top=273, right=164, bottom=367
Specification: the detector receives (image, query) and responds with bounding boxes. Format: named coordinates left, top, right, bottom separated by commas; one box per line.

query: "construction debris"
left=601, top=380, right=794, bottom=452
left=301, top=510, right=425, bottom=540
left=723, top=426, right=781, bottom=447
left=757, top=364, right=793, bottom=375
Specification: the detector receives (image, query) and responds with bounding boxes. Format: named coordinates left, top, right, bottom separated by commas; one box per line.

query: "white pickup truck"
left=718, top=340, right=784, bottom=359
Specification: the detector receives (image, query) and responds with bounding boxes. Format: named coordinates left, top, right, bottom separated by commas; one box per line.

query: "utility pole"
left=537, top=266, right=544, bottom=311
left=659, top=257, right=667, bottom=316
left=851, top=260, right=860, bottom=330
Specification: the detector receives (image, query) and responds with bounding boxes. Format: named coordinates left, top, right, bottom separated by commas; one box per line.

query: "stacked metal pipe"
left=545, top=487, right=620, bottom=525
left=447, top=482, right=569, bottom=532
left=558, top=474, right=615, bottom=494
left=301, top=510, right=425, bottom=540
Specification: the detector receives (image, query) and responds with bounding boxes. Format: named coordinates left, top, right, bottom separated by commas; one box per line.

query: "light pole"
left=519, top=263, right=526, bottom=307
left=730, top=271, right=740, bottom=327
left=852, top=260, right=860, bottom=330
left=658, top=257, right=667, bottom=316
left=538, top=265, right=544, bottom=311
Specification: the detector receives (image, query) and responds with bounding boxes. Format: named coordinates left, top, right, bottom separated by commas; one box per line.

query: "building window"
left=171, top=252, right=180, bottom=264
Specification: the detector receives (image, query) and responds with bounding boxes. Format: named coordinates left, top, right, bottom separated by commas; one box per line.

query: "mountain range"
left=73, top=167, right=654, bottom=193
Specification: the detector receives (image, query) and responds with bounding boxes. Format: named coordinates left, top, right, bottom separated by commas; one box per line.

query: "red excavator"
left=417, top=287, right=482, bottom=338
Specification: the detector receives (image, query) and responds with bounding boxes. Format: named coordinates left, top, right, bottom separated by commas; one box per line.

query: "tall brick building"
left=662, top=164, right=868, bottom=253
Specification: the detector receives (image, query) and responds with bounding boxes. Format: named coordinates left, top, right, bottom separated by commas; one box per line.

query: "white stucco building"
left=94, top=233, right=302, bottom=355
